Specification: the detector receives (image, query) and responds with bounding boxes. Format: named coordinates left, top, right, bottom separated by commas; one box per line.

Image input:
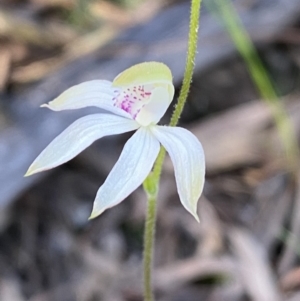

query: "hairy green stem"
left=142, top=0, right=202, bottom=300
left=142, top=193, right=157, bottom=301
left=170, top=0, right=202, bottom=127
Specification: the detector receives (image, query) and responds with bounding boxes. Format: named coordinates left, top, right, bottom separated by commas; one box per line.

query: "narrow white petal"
left=151, top=126, right=205, bottom=221
left=41, top=80, right=131, bottom=118
left=90, top=128, right=160, bottom=219
left=25, top=114, right=139, bottom=176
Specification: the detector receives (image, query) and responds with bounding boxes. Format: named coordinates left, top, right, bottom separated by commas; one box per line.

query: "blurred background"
left=1, top=0, right=300, bottom=300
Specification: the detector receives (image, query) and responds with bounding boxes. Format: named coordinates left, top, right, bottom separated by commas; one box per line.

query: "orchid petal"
left=41, top=80, right=131, bottom=118
left=90, top=127, right=160, bottom=219
left=151, top=126, right=205, bottom=221
left=25, top=114, right=139, bottom=176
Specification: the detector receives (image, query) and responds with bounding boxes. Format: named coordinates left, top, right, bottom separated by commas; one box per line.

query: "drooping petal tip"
left=181, top=199, right=200, bottom=222
left=40, top=103, right=51, bottom=109
left=88, top=208, right=104, bottom=220
left=190, top=209, right=200, bottom=223
left=24, top=162, right=46, bottom=177
left=24, top=166, right=34, bottom=177
left=24, top=162, right=52, bottom=177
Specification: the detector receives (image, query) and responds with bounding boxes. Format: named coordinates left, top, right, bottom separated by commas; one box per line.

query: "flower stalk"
left=142, top=0, right=203, bottom=299
left=143, top=191, right=158, bottom=301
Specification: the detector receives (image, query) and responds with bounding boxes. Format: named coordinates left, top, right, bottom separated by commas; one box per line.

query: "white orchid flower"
left=25, top=62, right=205, bottom=221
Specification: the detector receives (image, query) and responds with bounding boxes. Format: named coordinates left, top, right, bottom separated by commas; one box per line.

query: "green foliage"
left=279, top=228, right=300, bottom=257
left=205, top=0, right=299, bottom=173
left=68, top=0, right=95, bottom=29
left=109, top=0, right=143, bottom=8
